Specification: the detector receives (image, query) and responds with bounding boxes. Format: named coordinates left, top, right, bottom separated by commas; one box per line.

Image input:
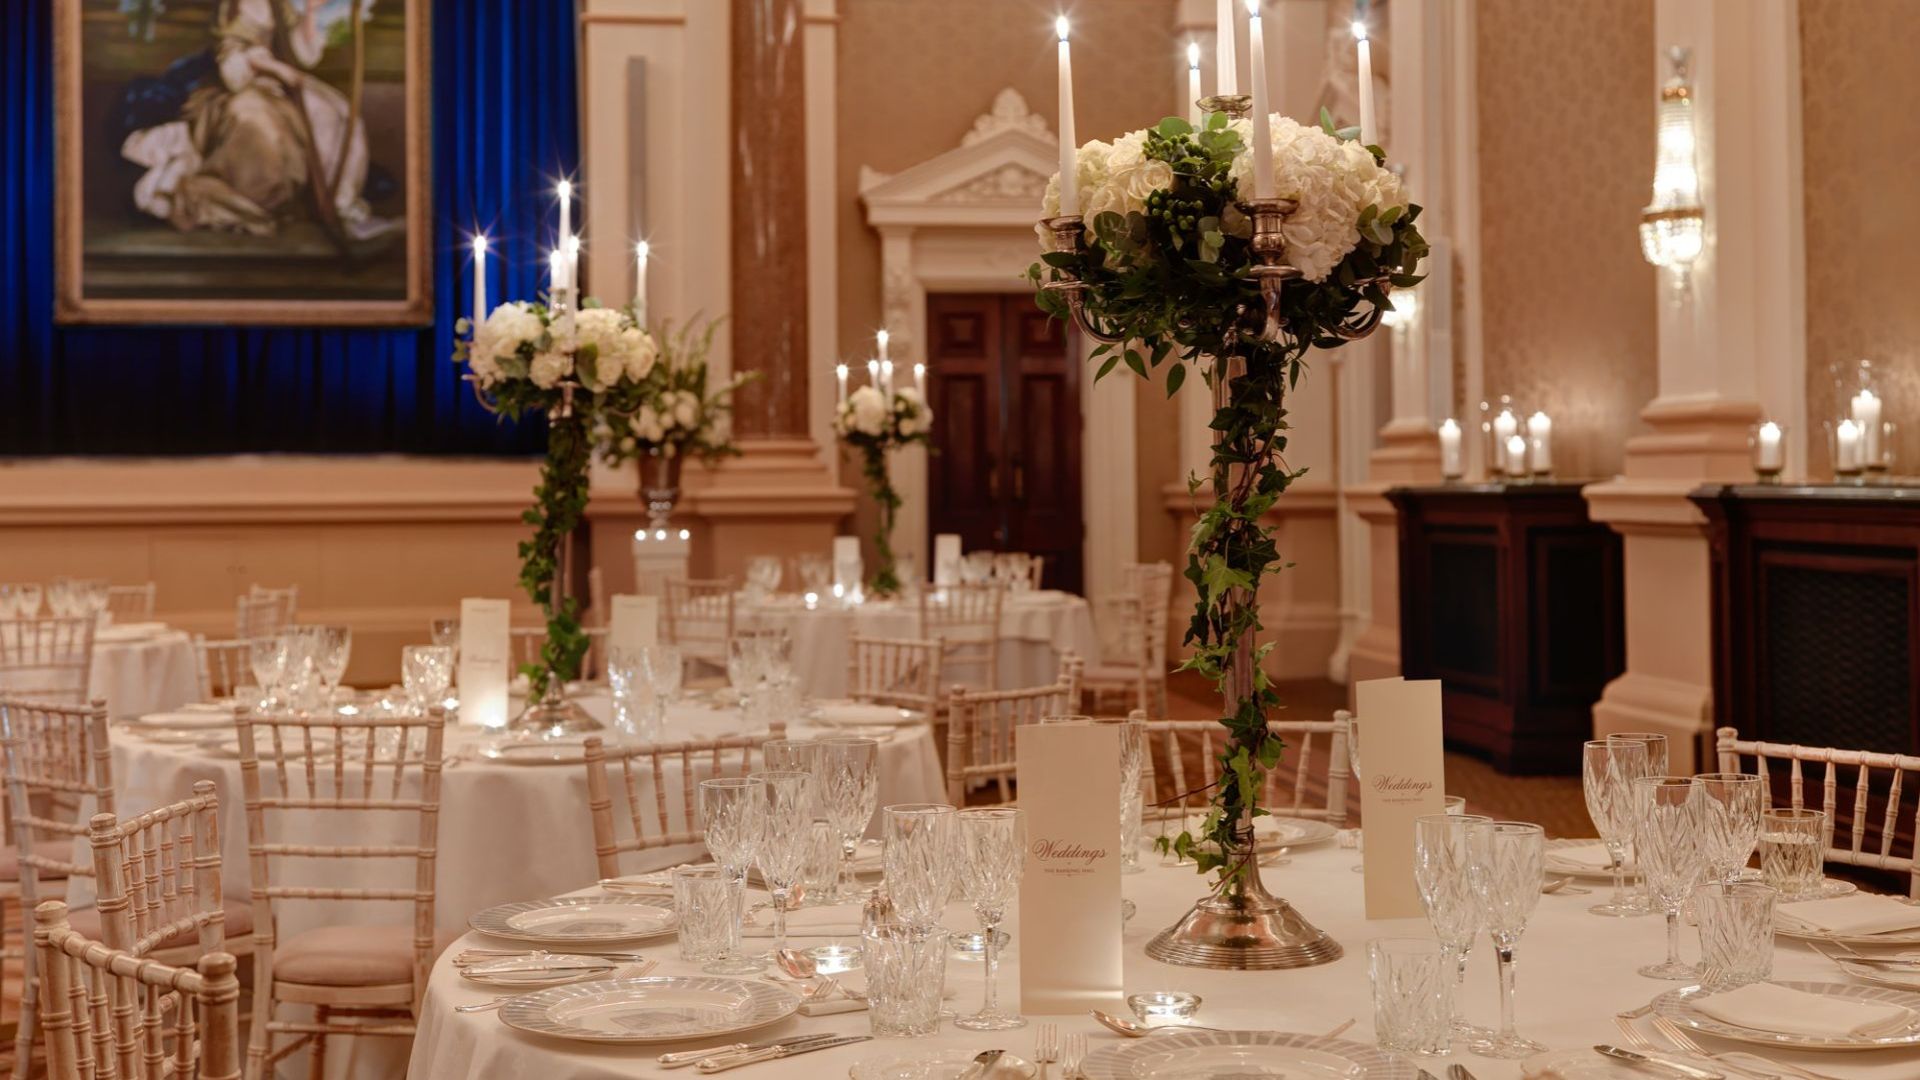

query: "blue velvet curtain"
left=0, top=0, right=579, bottom=455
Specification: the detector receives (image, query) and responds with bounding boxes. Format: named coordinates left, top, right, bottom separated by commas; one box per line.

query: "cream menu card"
left=933, top=534, right=963, bottom=585
left=608, top=595, right=659, bottom=655
left=1017, top=722, right=1123, bottom=1014
left=458, top=598, right=512, bottom=729
left=1354, top=677, right=1447, bottom=919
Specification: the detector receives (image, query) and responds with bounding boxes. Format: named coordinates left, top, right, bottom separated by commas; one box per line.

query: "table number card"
left=933, top=534, right=963, bottom=585
left=1354, top=676, right=1447, bottom=918
left=608, top=595, right=659, bottom=656
left=458, top=598, right=512, bottom=729
left=1017, top=721, right=1123, bottom=1014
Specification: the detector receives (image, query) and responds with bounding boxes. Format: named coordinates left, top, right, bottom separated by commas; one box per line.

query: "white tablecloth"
left=408, top=840, right=1920, bottom=1080
left=739, top=591, right=1097, bottom=697
left=110, top=692, right=943, bottom=943
left=90, top=625, right=197, bottom=719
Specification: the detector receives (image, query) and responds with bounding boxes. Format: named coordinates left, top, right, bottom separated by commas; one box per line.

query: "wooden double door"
left=924, top=293, right=1083, bottom=594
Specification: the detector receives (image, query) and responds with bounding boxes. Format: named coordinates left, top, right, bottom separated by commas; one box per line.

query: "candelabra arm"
left=1039, top=215, right=1132, bottom=345
left=1244, top=198, right=1302, bottom=344
left=463, top=373, right=503, bottom=415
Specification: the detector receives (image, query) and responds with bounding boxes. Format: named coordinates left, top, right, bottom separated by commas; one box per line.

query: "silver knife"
left=657, top=1032, right=842, bottom=1068
left=1594, top=1044, right=1725, bottom=1080
left=695, top=1034, right=873, bottom=1072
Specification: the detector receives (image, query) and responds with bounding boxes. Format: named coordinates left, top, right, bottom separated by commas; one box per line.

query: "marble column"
left=729, top=0, right=809, bottom=439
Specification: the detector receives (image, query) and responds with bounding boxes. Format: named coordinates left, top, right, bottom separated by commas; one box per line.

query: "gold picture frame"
left=54, top=0, right=432, bottom=326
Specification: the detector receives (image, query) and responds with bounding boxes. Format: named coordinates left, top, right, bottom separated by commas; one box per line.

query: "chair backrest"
left=89, top=780, right=227, bottom=960
left=943, top=666, right=1079, bottom=806
left=582, top=735, right=766, bottom=880
left=511, top=625, right=610, bottom=681
left=105, top=583, right=158, bottom=621
left=1124, top=561, right=1174, bottom=671
left=34, top=901, right=241, bottom=1080
left=846, top=636, right=944, bottom=714
left=0, top=617, right=98, bottom=705
left=235, top=708, right=444, bottom=1011
left=1716, top=725, right=1920, bottom=897
left=919, top=584, right=1005, bottom=689
left=663, top=579, right=735, bottom=664
left=234, top=591, right=295, bottom=642
left=193, top=635, right=253, bottom=701
left=0, top=698, right=114, bottom=899
left=1140, top=716, right=1350, bottom=830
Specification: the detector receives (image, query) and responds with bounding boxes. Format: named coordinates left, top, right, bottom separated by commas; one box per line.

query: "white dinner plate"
left=1151, top=815, right=1337, bottom=854
left=126, top=727, right=225, bottom=746
left=128, top=710, right=235, bottom=731
left=1776, top=903, right=1920, bottom=946
left=1542, top=838, right=1639, bottom=881
left=469, top=895, right=678, bottom=946
left=1652, top=979, right=1920, bottom=1050
left=95, top=622, right=167, bottom=643
left=459, top=953, right=620, bottom=989
left=1518, top=1048, right=1641, bottom=1078
left=807, top=700, right=924, bottom=727
left=496, top=976, right=798, bottom=1045
left=478, top=736, right=594, bottom=766
left=1835, top=955, right=1920, bottom=993
left=1081, top=1031, right=1418, bottom=1080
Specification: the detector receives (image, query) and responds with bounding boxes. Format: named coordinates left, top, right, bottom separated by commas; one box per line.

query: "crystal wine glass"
left=247, top=635, right=288, bottom=707
left=1413, top=812, right=1494, bottom=1042
left=1694, top=773, right=1763, bottom=885
left=401, top=645, right=453, bottom=717
left=640, top=642, right=683, bottom=727
left=1582, top=739, right=1650, bottom=917
left=17, top=583, right=42, bottom=618
left=762, top=738, right=822, bottom=784
left=1465, top=820, right=1547, bottom=1059
left=1608, top=732, right=1669, bottom=914
left=46, top=578, right=71, bottom=618
left=882, top=803, right=957, bottom=931
left=1635, top=775, right=1704, bottom=979
left=313, top=625, right=352, bottom=708
left=953, top=807, right=1026, bottom=1031
left=749, top=770, right=813, bottom=956
left=815, top=737, right=880, bottom=904
left=606, top=646, right=643, bottom=737
left=698, top=776, right=769, bottom=974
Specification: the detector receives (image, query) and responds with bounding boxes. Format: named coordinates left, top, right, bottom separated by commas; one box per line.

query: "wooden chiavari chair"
left=33, top=901, right=242, bottom=1080
left=582, top=735, right=771, bottom=880
left=942, top=657, right=1080, bottom=806
left=0, top=617, right=97, bottom=705
left=236, top=708, right=445, bottom=1080
left=234, top=591, right=295, bottom=643
left=845, top=636, right=943, bottom=716
left=1081, top=562, right=1174, bottom=718
left=510, top=625, right=611, bottom=682
left=193, top=635, right=254, bottom=701
left=918, top=583, right=1004, bottom=691
left=1139, top=715, right=1351, bottom=830
left=104, top=583, right=158, bottom=621
left=0, top=697, right=115, bottom=1077
left=663, top=579, right=735, bottom=677
left=1716, top=726, right=1920, bottom=898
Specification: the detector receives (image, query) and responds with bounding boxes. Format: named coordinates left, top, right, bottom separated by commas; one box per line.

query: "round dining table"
left=90, top=621, right=198, bottom=719
left=407, top=837, right=1920, bottom=1080
left=737, top=589, right=1098, bottom=697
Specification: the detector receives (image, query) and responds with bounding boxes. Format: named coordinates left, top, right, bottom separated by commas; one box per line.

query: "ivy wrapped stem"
left=518, top=410, right=593, bottom=697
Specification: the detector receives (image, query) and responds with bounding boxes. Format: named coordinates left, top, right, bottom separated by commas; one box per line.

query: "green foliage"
left=518, top=412, right=593, bottom=697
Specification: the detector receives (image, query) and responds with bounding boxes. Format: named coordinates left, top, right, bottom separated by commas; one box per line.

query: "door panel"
left=926, top=297, right=1004, bottom=558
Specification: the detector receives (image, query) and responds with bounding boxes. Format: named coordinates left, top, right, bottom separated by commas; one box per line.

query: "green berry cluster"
left=1144, top=188, right=1207, bottom=233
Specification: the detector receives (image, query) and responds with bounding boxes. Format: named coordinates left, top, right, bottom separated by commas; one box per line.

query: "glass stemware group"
left=1582, top=738, right=1650, bottom=916
left=953, top=807, right=1025, bottom=1031
left=1413, top=813, right=1493, bottom=1043
left=1634, top=775, right=1704, bottom=980
left=1464, top=820, right=1546, bottom=1059
left=697, top=776, right=769, bottom=975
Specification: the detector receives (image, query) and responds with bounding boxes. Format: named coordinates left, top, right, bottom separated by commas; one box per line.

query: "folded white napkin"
left=1778, top=893, right=1920, bottom=937
left=95, top=622, right=165, bottom=643
left=1548, top=843, right=1630, bottom=871
left=810, top=701, right=916, bottom=727
left=134, top=711, right=235, bottom=730
left=1690, top=981, right=1913, bottom=1038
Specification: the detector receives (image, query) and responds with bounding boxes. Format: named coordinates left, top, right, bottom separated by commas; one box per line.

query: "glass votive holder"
left=1368, top=938, right=1451, bottom=1055
left=798, top=820, right=842, bottom=907
left=864, top=924, right=948, bottom=1037
left=672, top=866, right=738, bottom=964
left=948, top=929, right=1010, bottom=962
left=1694, top=882, right=1778, bottom=989
left=1127, top=990, right=1201, bottom=1026
left=1760, top=808, right=1827, bottom=901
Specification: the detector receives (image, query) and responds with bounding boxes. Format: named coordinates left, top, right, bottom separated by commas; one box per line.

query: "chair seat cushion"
left=67, top=898, right=255, bottom=950
left=0, top=840, right=82, bottom=881
left=274, top=924, right=459, bottom=988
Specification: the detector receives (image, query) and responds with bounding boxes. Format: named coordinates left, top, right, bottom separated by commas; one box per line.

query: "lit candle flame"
left=1351, top=19, right=1367, bottom=41
left=1187, top=41, right=1200, bottom=69
left=1055, top=15, right=1069, bottom=41
left=635, top=240, right=650, bottom=261
left=471, top=234, right=488, bottom=254
left=557, top=178, right=572, bottom=199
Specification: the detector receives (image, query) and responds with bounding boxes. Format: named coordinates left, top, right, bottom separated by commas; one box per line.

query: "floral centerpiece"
left=1031, top=108, right=1425, bottom=967
left=832, top=382, right=934, bottom=596
left=597, top=318, right=751, bottom=529
left=456, top=298, right=657, bottom=711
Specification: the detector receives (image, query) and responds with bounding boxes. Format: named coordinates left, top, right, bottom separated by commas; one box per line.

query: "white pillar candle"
left=880, top=359, right=895, bottom=395
left=1246, top=1, right=1274, bottom=199
left=1755, top=421, right=1784, bottom=472
left=835, top=363, right=849, bottom=406
left=1438, top=419, right=1463, bottom=478
left=1505, top=434, right=1529, bottom=478
left=1851, top=389, right=1883, bottom=467
left=1188, top=42, right=1203, bottom=125
left=1215, top=0, right=1237, bottom=95
left=1491, top=407, right=1518, bottom=448
left=1836, top=419, right=1862, bottom=472
left=1055, top=18, right=1079, bottom=217
left=1353, top=20, right=1376, bottom=147
left=1526, top=411, right=1553, bottom=473
left=471, top=234, right=487, bottom=329
left=867, top=358, right=881, bottom=388
left=633, top=240, right=650, bottom=323
left=556, top=178, right=572, bottom=262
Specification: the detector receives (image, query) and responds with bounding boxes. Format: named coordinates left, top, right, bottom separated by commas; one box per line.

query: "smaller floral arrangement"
left=598, top=318, right=750, bottom=465
left=833, top=383, right=934, bottom=597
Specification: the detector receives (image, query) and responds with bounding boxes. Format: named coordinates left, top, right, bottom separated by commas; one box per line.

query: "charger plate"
left=496, top=976, right=798, bottom=1045
left=1651, top=980, right=1920, bottom=1051
left=1080, top=1030, right=1419, bottom=1080
left=470, top=895, right=678, bottom=946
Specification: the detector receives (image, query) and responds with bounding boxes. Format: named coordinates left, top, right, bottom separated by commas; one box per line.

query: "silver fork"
left=1652, top=1015, right=1845, bottom=1080
left=1612, top=1004, right=1660, bottom=1051
left=1035, top=1022, right=1060, bottom=1080
left=1061, top=1033, right=1087, bottom=1080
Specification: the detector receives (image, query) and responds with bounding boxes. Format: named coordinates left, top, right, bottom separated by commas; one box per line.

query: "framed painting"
left=54, top=0, right=432, bottom=325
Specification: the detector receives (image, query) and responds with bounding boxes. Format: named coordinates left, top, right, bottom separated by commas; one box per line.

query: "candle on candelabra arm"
left=1852, top=389, right=1884, bottom=468
left=880, top=360, right=895, bottom=395
left=1055, top=18, right=1079, bottom=217
left=557, top=178, right=573, bottom=258
left=1187, top=42, right=1203, bottom=125
left=471, top=234, right=488, bottom=329
left=1353, top=20, right=1376, bottom=147
left=548, top=249, right=567, bottom=297
left=633, top=241, right=650, bottom=324
left=867, top=358, right=881, bottom=389
left=1215, top=0, right=1237, bottom=95
left=1437, top=419, right=1463, bottom=479
left=835, top=364, right=849, bottom=406
left=876, top=328, right=890, bottom=367
left=914, top=362, right=927, bottom=399
left=1246, top=2, right=1274, bottom=199
left=565, top=235, right=581, bottom=299
left=1526, top=411, right=1553, bottom=474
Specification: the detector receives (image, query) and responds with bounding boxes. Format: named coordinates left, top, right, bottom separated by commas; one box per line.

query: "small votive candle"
left=1752, top=421, right=1785, bottom=481
left=1504, top=434, right=1529, bottom=480
left=1437, top=419, right=1464, bottom=480
left=1128, top=990, right=1202, bottom=1025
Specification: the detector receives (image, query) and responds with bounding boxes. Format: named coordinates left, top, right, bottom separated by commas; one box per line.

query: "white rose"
left=529, top=349, right=571, bottom=389
left=631, top=406, right=666, bottom=443
left=671, top=390, right=700, bottom=430
left=470, top=301, right=542, bottom=384
left=847, top=385, right=888, bottom=437
left=624, top=329, right=659, bottom=382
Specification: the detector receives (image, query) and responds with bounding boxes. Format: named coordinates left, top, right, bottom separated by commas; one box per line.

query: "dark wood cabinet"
left=1692, top=484, right=1920, bottom=756
left=1389, top=483, right=1625, bottom=774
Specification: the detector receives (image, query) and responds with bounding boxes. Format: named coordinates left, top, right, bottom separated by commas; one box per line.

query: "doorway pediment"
left=860, top=89, right=1058, bottom=228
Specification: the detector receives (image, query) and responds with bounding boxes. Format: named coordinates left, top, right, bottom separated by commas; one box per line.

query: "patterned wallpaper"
left=1801, top=0, right=1920, bottom=478
left=1473, top=0, right=1657, bottom=480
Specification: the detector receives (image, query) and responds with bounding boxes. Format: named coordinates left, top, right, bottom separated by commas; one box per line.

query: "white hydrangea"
left=572, top=307, right=650, bottom=390
left=529, top=349, right=572, bottom=389
left=1227, top=115, right=1407, bottom=282
left=470, top=301, right=542, bottom=385
left=669, top=390, right=700, bottom=430
left=631, top=404, right=666, bottom=443
left=847, top=385, right=889, bottom=437
left=895, top=387, right=932, bottom=437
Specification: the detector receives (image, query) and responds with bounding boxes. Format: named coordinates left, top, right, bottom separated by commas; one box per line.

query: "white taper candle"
left=1216, top=0, right=1237, bottom=95
left=835, top=363, right=848, bottom=406
left=556, top=178, right=572, bottom=262
left=1247, top=1, right=1274, bottom=199
left=1188, top=42, right=1203, bottom=125
left=1055, top=17, right=1078, bottom=217
left=633, top=240, right=650, bottom=323
left=471, top=234, right=487, bottom=329
left=1353, top=20, right=1377, bottom=147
